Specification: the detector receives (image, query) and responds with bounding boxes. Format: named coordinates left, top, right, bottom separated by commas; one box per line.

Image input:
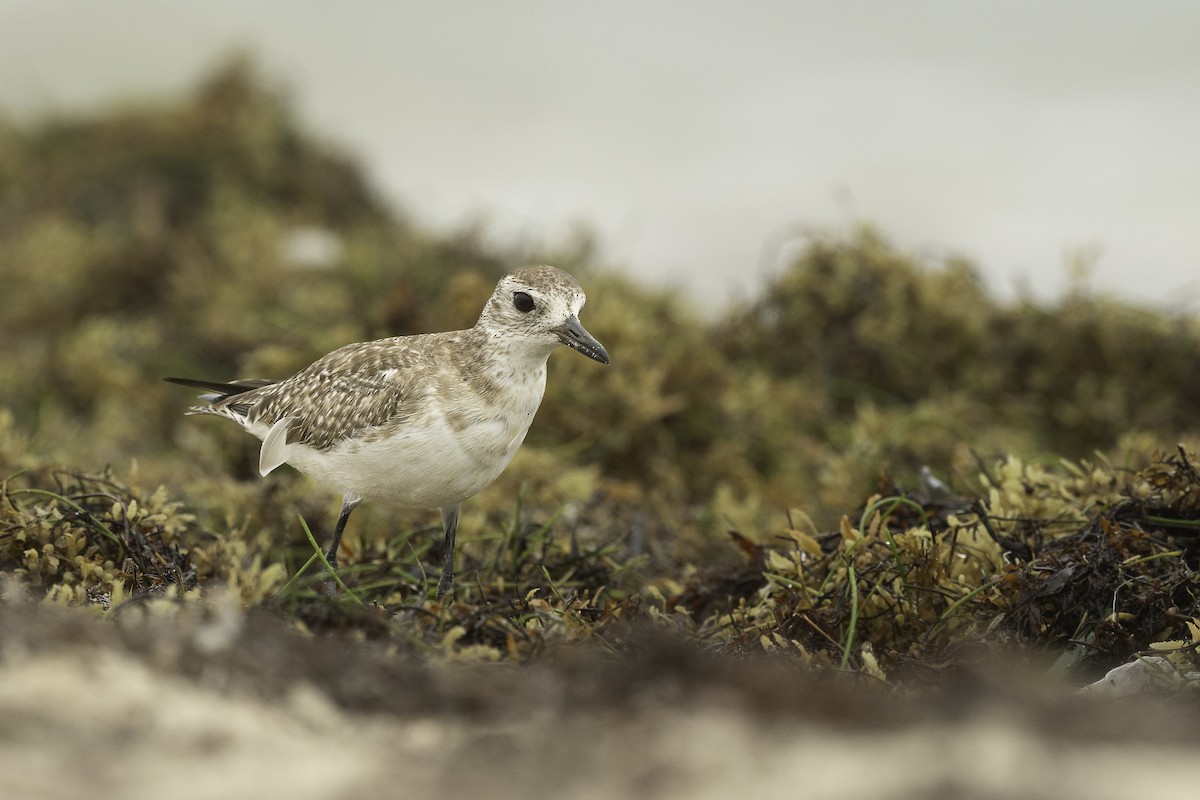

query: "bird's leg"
left=436, top=503, right=461, bottom=599
left=321, top=498, right=359, bottom=595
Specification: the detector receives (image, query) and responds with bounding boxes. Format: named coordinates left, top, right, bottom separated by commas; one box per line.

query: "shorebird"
left=167, top=265, right=609, bottom=598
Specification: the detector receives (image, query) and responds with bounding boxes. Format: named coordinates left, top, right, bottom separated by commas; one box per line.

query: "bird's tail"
left=164, top=376, right=275, bottom=415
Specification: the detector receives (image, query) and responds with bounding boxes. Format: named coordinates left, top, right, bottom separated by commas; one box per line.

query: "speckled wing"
left=244, top=338, right=430, bottom=452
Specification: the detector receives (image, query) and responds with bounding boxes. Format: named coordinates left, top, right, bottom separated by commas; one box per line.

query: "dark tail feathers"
left=164, top=376, right=275, bottom=402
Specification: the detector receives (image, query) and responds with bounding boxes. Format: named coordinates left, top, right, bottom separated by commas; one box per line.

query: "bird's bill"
left=556, top=315, right=610, bottom=364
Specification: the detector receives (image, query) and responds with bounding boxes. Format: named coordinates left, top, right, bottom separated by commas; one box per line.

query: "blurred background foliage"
left=2, top=58, right=1199, bottom=576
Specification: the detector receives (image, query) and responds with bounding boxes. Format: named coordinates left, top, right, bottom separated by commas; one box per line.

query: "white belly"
left=280, top=408, right=534, bottom=509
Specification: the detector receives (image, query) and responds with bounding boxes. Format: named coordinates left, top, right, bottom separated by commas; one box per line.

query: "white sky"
left=2, top=0, right=1198, bottom=309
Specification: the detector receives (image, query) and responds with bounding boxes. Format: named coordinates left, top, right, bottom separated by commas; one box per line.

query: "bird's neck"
left=459, top=327, right=552, bottom=400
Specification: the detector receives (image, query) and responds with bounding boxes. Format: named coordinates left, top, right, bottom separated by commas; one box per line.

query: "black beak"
left=556, top=315, right=610, bottom=364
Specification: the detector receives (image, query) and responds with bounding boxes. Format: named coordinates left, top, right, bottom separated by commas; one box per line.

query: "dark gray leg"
left=436, top=503, right=461, bottom=599
left=321, top=498, right=359, bottom=594
left=326, top=498, right=359, bottom=568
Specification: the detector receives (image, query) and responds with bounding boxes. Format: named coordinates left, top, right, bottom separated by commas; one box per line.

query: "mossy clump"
left=0, top=468, right=285, bottom=608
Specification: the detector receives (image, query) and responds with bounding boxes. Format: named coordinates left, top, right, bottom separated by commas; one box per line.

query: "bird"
left=166, top=265, right=609, bottom=598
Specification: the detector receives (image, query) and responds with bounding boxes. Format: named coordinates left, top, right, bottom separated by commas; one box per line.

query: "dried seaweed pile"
left=4, top=448, right=1199, bottom=686
left=700, top=448, right=1200, bottom=682
left=0, top=467, right=289, bottom=609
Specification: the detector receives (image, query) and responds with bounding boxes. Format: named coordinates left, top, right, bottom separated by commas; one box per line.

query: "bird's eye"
left=513, top=291, right=536, bottom=313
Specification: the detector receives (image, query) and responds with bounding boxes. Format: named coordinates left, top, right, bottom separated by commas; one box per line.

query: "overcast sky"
left=2, top=0, right=1197, bottom=309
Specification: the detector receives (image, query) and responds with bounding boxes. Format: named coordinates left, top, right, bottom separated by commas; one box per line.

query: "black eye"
left=513, top=291, right=535, bottom=313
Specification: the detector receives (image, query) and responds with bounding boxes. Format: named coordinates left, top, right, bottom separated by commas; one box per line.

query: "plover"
left=167, top=265, right=609, bottom=597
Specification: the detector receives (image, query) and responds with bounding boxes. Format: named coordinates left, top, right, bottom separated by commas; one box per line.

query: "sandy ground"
left=1, top=597, right=1195, bottom=800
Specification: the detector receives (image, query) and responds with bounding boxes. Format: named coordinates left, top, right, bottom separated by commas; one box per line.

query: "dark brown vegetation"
left=3, top=60, right=1200, bottom=690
